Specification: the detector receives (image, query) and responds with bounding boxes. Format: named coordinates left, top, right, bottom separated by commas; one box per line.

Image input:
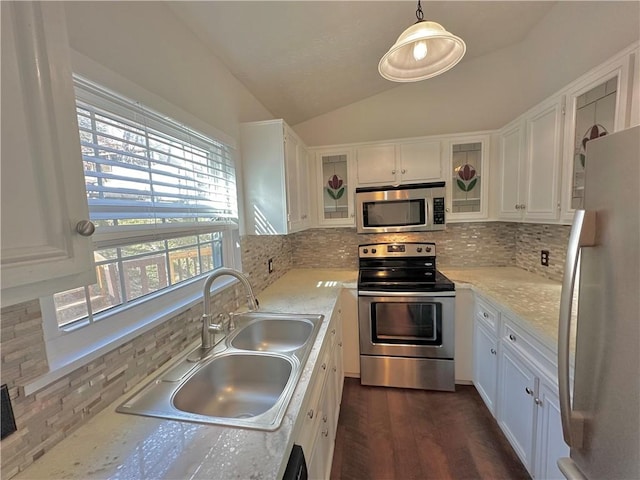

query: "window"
left=51, top=76, right=239, bottom=330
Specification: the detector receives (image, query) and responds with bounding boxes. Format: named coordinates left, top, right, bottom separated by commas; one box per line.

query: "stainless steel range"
left=358, top=242, right=456, bottom=391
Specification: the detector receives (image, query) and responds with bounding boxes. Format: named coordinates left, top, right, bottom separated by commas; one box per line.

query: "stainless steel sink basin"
left=230, top=317, right=314, bottom=352
left=117, top=312, right=324, bottom=430
left=173, top=353, right=292, bottom=418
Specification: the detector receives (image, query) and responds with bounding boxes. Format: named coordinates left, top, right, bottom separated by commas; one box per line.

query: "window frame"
left=30, top=52, right=243, bottom=394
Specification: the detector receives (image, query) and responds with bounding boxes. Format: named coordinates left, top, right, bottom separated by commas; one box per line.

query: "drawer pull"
left=338, top=342, right=343, bottom=347
left=322, top=414, right=328, bottom=422
left=307, top=409, right=314, bottom=419
left=332, top=329, right=336, bottom=335
left=332, top=366, right=337, bottom=372
left=322, top=428, right=329, bottom=437
left=483, top=312, right=489, bottom=318
left=509, top=334, right=516, bottom=342
left=535, top=398, right=543, bottom=406
left=525, top=387, right=533, bottom=395
left=322, top=363, right=327, bottom=370
left=490, top=348, right=497, bottom=355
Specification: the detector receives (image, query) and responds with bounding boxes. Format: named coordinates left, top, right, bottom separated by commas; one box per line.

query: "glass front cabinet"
left=447, top=136, right=490, bottom=221
left=561, top=49, right=634, bottom=222
left=314, top=148, right=355, bottom=226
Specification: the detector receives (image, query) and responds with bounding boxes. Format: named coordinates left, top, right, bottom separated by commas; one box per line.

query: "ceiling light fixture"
left=379, top=0, right=466, bottom=82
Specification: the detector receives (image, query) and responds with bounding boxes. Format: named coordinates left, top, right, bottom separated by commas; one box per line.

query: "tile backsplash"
left=0, top=221, right=569, bottom=478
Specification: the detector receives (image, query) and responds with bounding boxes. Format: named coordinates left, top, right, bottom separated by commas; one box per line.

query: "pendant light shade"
left=379, top=2, right=466, bottom=82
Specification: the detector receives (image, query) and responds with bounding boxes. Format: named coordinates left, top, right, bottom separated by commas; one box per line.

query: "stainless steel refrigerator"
left=557, top=125, right=639, bottom=480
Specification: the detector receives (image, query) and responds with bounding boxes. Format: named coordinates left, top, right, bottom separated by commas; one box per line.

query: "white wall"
left=294, top=1, right=640, bottom=147
left=63, top=1, right=273, bottom=144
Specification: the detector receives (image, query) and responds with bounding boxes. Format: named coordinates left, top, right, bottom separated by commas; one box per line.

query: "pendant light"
left=379, top=0, right=466, bottom=82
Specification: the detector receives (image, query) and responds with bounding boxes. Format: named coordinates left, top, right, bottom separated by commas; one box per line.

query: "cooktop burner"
left=357, top=242, right=455, bottom=293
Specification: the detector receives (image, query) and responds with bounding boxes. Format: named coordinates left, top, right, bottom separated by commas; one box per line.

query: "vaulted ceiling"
left=167, top=1, right=557, bottom=125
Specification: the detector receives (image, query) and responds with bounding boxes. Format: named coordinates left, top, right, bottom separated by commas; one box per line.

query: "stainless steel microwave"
left=355, top=182, right=446, bottom=233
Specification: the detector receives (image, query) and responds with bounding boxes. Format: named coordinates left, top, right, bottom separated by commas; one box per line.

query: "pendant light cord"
left=415, top=0, right=424, bottom=23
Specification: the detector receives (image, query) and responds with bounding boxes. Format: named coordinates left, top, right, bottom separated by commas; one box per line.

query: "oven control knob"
left=372, top=248, right=377, bottom=254
left=426, top=246, right=432, bottom=252
left=363, top=248, right=368, bottom=254
left=417, top=247, right=423, bottom=253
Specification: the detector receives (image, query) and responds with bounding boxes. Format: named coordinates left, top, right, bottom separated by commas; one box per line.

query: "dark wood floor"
left=330, top=378, right=530, bottom=480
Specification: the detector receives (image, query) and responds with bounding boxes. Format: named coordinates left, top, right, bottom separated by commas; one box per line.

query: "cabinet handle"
left=535, top=398, right=543, bottom=406
left=391, top=169, right=396, bottom=174
left=401, top=169, right=406, bottom=174
left=483, top=312, right=489, bottom=318
left=509, top=334, right=516, bottom=342
left=322, top=363, right=327, bottom=370
left=331, top=329, right=336, bottom=335
left=322, top=428, right=329, bottom=437
left=332, top=366, right=337, bottom=372
left=338, top=342, right=343, bottom=347
left=350, top=213, right=355, bottom=218
left=525, top=387, right=533, bottom=395
left=76, top=220, right=96, bottom=237
left=322, top=414, right=328, bottom=422
left=490, top=348, right=496, bottom=355
left=307, top=409, right=314, bottom=419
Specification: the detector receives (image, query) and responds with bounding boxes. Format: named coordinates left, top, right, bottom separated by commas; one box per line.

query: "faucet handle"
left=228, top=312, right=237, bottom=332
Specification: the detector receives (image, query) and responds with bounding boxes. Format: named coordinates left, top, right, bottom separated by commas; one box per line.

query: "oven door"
left=358, top=292, right=454, bottom=359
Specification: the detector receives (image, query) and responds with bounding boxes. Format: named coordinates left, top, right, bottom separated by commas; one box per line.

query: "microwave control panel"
left=433, top=197, right=445, bottom=225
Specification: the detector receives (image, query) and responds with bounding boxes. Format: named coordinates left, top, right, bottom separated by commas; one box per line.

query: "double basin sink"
left=117, top=312, right=324, bottom=431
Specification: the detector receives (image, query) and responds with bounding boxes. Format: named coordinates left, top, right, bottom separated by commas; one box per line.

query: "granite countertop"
left=441, top=267, right=575, bottom=355
left=16, top=269, right=358, bottom=480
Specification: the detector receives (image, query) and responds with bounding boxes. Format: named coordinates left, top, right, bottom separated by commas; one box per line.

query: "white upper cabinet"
left=446, top=135, right=490, bottom=222
left=313, top=148, right=355, bottom=227
left=498, top=120, right=527, bottom=220
left=1, top=2, right=95, bottom=307
left=355, top=140, right=441, bottom=186
left=560, top=45, right=636, bottom=223
left=498, top=96, right=565, bottom=222
left=241, top=119, right=310, bottom=235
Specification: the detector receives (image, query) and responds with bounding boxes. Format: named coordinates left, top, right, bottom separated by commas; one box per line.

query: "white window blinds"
left=73, top=76, right=238, bottom=248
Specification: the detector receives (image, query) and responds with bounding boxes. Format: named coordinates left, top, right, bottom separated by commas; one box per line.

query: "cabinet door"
left=1, top=2, right=95, bottom=307
left=473, top=321, right=499, bottom=415
left=498, top=121, right=525, bottom=220
left=560, top=50, right=632, bottom=222
left=398, top=140, right=441, bottom=183
left=315, top=149, right=354, bottom=226
left=523, top=98, right=564, bottom=222
left=498, top=345, right=537, bottom=471
left=355, top=144, right=396, bottom=185
left=534, top=380, right=569, bottom=480
left=448, top=137, right=489, bottom=221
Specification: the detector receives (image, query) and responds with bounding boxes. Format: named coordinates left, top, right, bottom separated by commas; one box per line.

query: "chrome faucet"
left=200, top=268, right=259, bottom=350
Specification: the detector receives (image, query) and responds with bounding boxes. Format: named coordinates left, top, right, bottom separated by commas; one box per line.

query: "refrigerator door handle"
left=558, top=209, right=596, bottom=448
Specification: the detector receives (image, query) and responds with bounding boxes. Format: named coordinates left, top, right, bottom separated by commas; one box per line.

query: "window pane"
left=123, top=253, right=169, bottom=301
left=90, top=262, right=123, bottom=315
left=54, top=287, right=89, bottom=327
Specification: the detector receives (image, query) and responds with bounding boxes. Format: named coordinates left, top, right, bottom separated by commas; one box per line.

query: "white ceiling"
left=168, top=1, right=556, bottom=126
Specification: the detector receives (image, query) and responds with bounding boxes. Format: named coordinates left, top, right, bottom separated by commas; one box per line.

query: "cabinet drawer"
left=475, top=297, right=499, bottom=333
left=502, top=316, right=556, bottom=380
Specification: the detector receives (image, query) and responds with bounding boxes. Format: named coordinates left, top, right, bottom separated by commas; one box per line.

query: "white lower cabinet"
left=297, top=303, right=344, bottom=479
left=473, top=320, right=499, bottom=415
left=498, top=344, right=538, bottom=469
left=473, top=298, right=569, bottom=479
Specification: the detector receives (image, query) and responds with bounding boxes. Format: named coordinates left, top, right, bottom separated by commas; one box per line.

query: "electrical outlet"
left=268, top=258, right=274, bottom=274
left=541, top=250, right=549, bottom=267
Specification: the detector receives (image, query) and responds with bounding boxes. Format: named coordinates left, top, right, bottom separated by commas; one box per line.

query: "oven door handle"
left=358, top=290, right=456, bottom=297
